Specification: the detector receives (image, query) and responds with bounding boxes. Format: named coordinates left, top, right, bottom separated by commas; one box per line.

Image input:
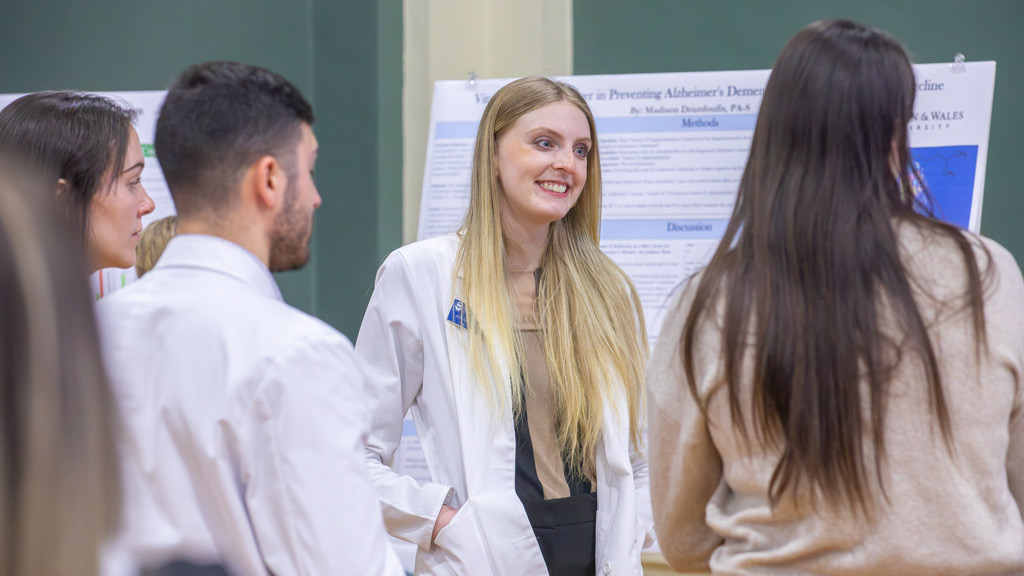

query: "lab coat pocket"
left=433, top=500, right=493, bottom=575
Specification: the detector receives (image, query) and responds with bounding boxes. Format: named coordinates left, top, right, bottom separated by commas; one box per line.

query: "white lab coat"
left=356, top=234, right=655, bottom=576
left=96, top=234, right=404, bottom=576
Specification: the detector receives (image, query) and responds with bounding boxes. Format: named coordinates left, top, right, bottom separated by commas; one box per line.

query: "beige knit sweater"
left=647, top=224, right=1024, bottom=575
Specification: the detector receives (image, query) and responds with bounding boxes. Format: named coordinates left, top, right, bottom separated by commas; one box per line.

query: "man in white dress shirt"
left=96, top=61, right=403, bottom=576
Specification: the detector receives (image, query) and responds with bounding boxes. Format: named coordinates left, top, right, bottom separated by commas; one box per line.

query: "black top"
left=514, top=379, right=598, bottom=575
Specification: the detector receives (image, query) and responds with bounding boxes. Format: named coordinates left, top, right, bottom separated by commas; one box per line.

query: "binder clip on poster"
left=951, top=53, right=967, bottom=73
left=467, top=70, right=478, bottom=89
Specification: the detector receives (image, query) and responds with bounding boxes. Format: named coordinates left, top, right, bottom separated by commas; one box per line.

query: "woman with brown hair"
left=0, top=91, right=155, bottom=273
left=648, top=19, right=1024, bottom=575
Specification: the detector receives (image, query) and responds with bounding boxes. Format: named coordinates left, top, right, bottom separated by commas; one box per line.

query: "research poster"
left=0, top=90, right=174, bottom=299
left=392, top=64, right=996, bottom=565
left=417, top=63, right=996, bottom=342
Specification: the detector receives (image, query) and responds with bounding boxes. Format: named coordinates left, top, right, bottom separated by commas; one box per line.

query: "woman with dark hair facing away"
left=0, top=159, right=121, bottom=575
left=0, top=91, right=156, bottom=273
left=647, top=19, right=1024, bottom=575
left=357, top=76, right=654, bottom=575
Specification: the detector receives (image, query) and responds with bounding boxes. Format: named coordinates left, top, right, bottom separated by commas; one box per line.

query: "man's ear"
left=252, top=155, right=288, bottom=210
left=56, top=178, right=69, bottom=198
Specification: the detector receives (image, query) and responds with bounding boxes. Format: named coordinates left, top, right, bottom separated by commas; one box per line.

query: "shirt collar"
left=153, top=234, right=284, bottom=302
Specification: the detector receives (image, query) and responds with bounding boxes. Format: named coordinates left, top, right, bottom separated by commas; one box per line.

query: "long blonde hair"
left=455, top=76, right=648, bottom=480
left=0, top=163, right=121, bottom=575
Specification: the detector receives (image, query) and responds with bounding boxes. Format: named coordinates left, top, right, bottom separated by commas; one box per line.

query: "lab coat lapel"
left=443, top=275, right=517, bottom=497
left=442, top=274, right=547, bottom=575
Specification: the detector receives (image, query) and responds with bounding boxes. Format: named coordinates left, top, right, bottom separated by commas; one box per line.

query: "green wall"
left=311, top=0, right=404, bottom=338
left=0, top=0, right=403, bottom=339
left=574, top=0, right=1024, bottom=265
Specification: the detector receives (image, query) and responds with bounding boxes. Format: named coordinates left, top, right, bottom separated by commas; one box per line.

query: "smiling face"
left=87, top=127, right=156, bottom=271
left=495, top=99, right=592, bottom=240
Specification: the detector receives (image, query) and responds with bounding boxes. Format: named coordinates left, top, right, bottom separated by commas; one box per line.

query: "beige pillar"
left=402, top=0, right=573, bottom=243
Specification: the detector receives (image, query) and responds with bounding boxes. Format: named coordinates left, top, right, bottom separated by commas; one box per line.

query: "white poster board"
left=418, top=63, right=996, bottom=341
left=0, top=90, right=174, bottom=299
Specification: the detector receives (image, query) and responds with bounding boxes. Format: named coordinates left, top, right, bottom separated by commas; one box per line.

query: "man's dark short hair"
left=155, top=61, right=314, bottom=216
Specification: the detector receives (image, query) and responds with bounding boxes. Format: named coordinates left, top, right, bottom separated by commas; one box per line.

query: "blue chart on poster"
left=910, top=145, right=978, bottom=230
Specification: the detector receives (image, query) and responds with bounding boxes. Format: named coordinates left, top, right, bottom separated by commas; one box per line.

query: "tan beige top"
left=510, top=268, right=573, bottom=500
left=647, top=224, right=1024, bottom=575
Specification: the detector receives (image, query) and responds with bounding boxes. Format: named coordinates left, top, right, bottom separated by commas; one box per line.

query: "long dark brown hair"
left=681, top=19, right=989, bottom=514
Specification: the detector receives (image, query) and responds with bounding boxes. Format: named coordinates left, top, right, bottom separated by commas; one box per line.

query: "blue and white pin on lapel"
left=447, top=299, right=468, bottom=329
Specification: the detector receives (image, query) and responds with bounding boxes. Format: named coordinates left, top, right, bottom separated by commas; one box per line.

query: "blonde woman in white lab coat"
left=357, top=76, right=655, bottom=575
